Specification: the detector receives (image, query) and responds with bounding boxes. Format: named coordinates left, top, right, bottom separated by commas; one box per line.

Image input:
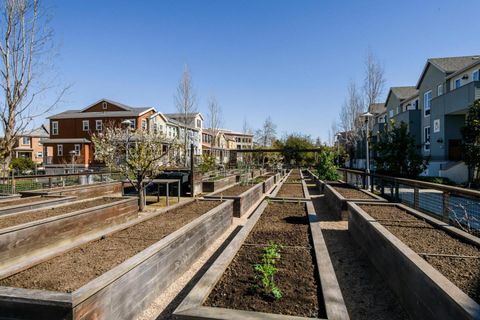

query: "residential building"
left=13, top=125, right=52, bottom=166
left=202, top=129, right=232, bottom=164
left=220, top=129, right=254, bottom=163
left=163, top=113, right=203, bottom=157
left=416, top=55, right=480, bottom=181
left=44, top=99, right=155, bottom=172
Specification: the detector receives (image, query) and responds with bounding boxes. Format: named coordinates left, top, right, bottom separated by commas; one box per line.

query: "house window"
left=74, top=144, right=81, bottom=156
left=424, top=126, right=431, bottom=151
left=153, top=123, right=158, bottom=133
left=22, top=137, right=30, bottom=145
left=196, top=119, right=202, bottom=128
left=473, top=70, right=479, bottom=81
left=95, top=120, right=102, bottom=131
left=102, top=102, right=107, bottom=110
left=424, top=90, right=432, bottom=116
left=52, top=121, right=59, bottom=135
left=141, top=119, right=147, bottom=130
left=36, top=151, right=43, bottom=158
left=454, top=79, right=461, bottom=89
left=437, top=84, right=443, bottom=96
left=82, top=120, right=89, bottom=131
left=128, top=119, right=136, bottom=129
left=389, top=110, right=394, bottom=118
left=57, top=144, right=63, bottom=156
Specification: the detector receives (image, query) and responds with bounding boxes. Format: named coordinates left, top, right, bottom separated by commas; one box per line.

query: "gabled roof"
left=220, top=129, right=254, bottom=137
left=20, top=124, right=49, bottom=137
left=164, top=112, right=204, bottom=121
left=416, top=55, right=480, bottom=88
left=368, top=103, right=386, bottom=115
left=384, top=86, right=418, bottom=108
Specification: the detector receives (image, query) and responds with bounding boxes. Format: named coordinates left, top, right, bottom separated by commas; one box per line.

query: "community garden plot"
left=202, top=175, right=237, bottom=193
left=0, top=195, right=75, bottom=217
left=0, top=199, right=233, bottom=320
left=348, top=202, right=480, bottom=320
left=19, top=181, right=122, bottom=200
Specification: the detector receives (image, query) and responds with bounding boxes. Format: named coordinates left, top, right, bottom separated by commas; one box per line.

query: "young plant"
left=254, top=241, right=283, bottom=300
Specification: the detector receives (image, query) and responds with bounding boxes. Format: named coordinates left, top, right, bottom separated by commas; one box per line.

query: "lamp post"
left=335, top=133, right=341, bottom=166
left=69, top=150, right=76, bottom=174
left=361, top=112, right=374, bottom=188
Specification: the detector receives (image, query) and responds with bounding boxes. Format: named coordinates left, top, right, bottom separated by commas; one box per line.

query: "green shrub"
left=253, top=241, right=283, bottom=300
left=10, top=158, right=36, bottom=174
left=317, top=149, right=338, bottom=181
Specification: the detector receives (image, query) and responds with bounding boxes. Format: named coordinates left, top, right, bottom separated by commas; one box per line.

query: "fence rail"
left=337, top=168, right=480, bottom=236
left=0, top=171, right=123, bottom=195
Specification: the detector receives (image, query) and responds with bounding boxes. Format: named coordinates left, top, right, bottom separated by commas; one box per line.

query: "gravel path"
left=312, top=195, right=410, bottom=320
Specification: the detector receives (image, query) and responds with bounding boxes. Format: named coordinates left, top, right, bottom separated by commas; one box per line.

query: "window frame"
left=74, top=144, right=81, bottom=156
left=22, top=136, right=31, bottom=145
left=57, top=144, right=63, bottom=156
left=82, top=120, right=89, bottom=131
left=424, top=90, right=432, bottom=117
left=454, top=79, right=461, bottom=89
left=102, top=102, right=107, bottom=110
left=437, top=84, right=443, bottom=96
left=473, top=70, right=480, bottom=81
left=95, top=120, right=103, bottom=131
left=52, top=121, right=59, bottom=135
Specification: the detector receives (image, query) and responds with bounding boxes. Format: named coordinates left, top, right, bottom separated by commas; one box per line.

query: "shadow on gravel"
left=155, top=226, right=243, bottom=320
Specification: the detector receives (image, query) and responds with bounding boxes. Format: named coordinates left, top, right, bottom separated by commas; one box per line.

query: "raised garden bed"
left=204, top=182, right=264, bottom=218
left=203, top=175, right=237, bottom=193
left=324, top=182, right=386, bottom=220
left=0, top=199, right=233, bottom=320
left=19, top=181, right=122, bottom=200
left=174, top=200, right=348, bottom=320
left=0, top=195, right=76, bottom=217
left=275, top=183, right=305, bottom=198
left=348, top=202, right=480, bottom=320
left=0, top=197, right=138, bottom=277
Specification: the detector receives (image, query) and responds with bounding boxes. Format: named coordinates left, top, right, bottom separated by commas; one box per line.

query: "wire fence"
left=337, top=168, right=480, bottom=236
left=0, top=171, right=123, bottom=195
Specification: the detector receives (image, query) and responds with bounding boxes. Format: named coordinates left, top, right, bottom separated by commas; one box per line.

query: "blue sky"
left=41, top=0, right=480, bottom=142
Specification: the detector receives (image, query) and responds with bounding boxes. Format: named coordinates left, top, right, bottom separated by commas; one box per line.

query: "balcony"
left=431, top=81, right=480, bottom=115
left=393, top=109, right=421, bottom=127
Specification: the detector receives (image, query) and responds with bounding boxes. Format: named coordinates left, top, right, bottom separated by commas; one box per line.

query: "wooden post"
left=11, top=171, right=15, bottom=195
left=442, top=192, right=450, bottom=222
left=394, top=182, right=399, bottom=202
left=362, top=173, right=366, bottom=190
left=48, top=177, right=52, bottom=188
left=166, top=182, right=170, bottom=207
left=177, top=180, right=181, bottom=203
left=414, top=187, right=420, bottom=210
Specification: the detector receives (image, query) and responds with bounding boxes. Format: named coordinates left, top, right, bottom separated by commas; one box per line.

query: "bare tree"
left=0, top=0, right=67, bottom=171
left=206, top=95, right=223, bottom=150
left=328, top=120, right=338, bottom=146
left=174, top=64, right=197, bottom=167
left=255, top=116, right=277, bottom=148
left=339, top=81, right=364, bottom=155
left=242, top=117, right=252, bottom=134
left=363, top=48, right=386, bottom=108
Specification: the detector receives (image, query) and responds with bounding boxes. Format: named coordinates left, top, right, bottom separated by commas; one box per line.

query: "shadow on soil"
left=155, top=225, right=243, bottom=320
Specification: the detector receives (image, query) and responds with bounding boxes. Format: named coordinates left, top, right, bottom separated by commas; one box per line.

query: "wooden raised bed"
left=19, top=181, right=122, bottom=200
left=0, top=199, right=233, bottom=320
left=0, top=195, right=76, bottom=217
left=0, top=197, right=138, bottom=277
left=348, top=202, right=480, bottom=320
left=204, top=182, right=264, bottom=218
left=174, top=199, right=349, bottom=320
left=203, top=175, right=237, bottom=193
left=324, top=182, right=386, bottom=220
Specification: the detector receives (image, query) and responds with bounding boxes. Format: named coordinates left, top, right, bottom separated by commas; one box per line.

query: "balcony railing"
left=431, top=81, right=480, bottom=115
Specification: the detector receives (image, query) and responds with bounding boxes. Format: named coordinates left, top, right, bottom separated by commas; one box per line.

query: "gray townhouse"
left=415, top=56, right=480, bottom=182
left=359, top=55, right=480, bottom=183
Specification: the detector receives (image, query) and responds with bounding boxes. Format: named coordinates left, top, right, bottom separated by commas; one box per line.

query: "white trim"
left=95, top=119, right=103, bottom=131
left=423, top=90, right=432, bottom=117
left=424, top=126, right=431, bottom=151
left=57, top=144, right=63, bottom=156
left=473, top=70, right=479, bottom=81
left=74, top=144, right=81, bottom=156
left=82, top=120, right=89, bottom=131
left=52, top=121, right=59, bottom=135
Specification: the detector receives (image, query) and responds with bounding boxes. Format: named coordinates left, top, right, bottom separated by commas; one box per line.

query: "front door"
left=448, top=139, right=462, bottom=161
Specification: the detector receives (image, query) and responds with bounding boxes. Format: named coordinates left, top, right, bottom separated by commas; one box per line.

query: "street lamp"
left=335, top=133, right=341, bottom=166
left=361, top=112, right=374, bottom=188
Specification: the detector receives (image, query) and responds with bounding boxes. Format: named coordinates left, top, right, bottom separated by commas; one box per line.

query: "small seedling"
left=253, top=241, right=283, bottom=300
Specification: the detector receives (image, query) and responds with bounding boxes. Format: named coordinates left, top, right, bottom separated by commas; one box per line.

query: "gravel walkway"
left=312, top=195, right=410, bottom=320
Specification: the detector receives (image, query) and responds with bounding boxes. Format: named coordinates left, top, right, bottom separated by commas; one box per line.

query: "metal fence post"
left=362, top=173, right=366, bottom=190
left=11, top=171, right=15, bottom=195
left=394, top=182, right=399, bottom=202
left=442, top=192, right=450, bottom=222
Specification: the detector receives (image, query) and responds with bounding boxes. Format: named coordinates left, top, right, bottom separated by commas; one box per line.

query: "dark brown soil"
left=0, top=197, right=52, bottom=209
left=276, top=184, right=304, bottom=198
left=0, top=200, right=220, bottom=292
left=205, top=202, right=324, bottom=318
left=0, top=198, right=118, bottom=230
left=330, top=183, right=374, bottom=199
left=217, top=184, right=256, bottom=196
left=361, top=204, right=480, bottom=303
left=313, top=197, right=410, bottom=320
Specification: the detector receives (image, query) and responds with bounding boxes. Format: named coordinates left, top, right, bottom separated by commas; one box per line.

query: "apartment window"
left=473, top=70, right=480, bottom=81
left=36, top=151, right=43, bottom=158
left=141, top=119, right=147, bottom=130
left=95, top=120, right=102, bottom=131
left=424, top=126, right=431, bottom=151
left=389, top=110, right=394, bottom=118
left=74, top=144, right=81, bottom=156
left=196, top=119, right=201, bottom=128
left=454, top=79, right=461, bottom=89
left=57, top=144, right=63, bottom=156
left=102, top=102, right=107, bottom=110
left=82, top=120, right=89, bottom=131
left=22, top=137, right=30, bottom=145
left=52, top=121, right=59, bottom=135
left=437, top=84, right=444, bottom=96
left=424, top=90, right=432, bottom=116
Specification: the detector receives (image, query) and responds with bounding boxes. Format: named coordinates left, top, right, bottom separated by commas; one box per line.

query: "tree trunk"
left=137, top=182, right=145, bottom=211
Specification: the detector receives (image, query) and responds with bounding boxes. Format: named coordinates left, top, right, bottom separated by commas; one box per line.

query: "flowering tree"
left=92, top=126, right=178, bottom=211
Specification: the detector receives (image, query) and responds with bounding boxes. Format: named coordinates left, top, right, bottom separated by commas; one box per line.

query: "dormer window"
left=473, top=70, right=479, bottom=81
left=102, top=102, right=107, bottom=110
left=454, top=79, right=461, bottom=89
